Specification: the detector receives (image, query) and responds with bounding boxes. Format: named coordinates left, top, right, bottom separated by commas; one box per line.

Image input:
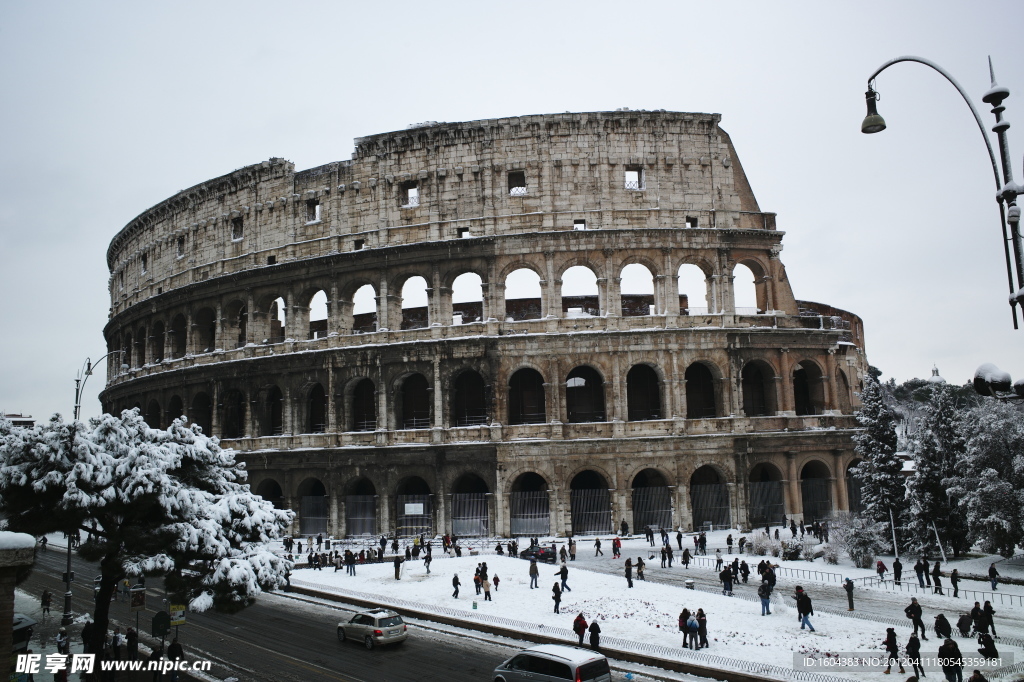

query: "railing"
left=401, top=417, right=431, bottom=430
left=690, top=554, right=845, bottom=583
left=509, top=186, right=527, bottom=196
left=851, top=574, right=1024, bottom=608
left=623, top=180, right=644, bottom=191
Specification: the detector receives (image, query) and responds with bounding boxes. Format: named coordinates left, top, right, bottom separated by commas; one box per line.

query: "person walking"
left=933, top=561, right=944, bottom=595
left=877, top=560, right=888, bottom=580
left=727, top=534, right=734, bottom=554
left=893, top=557, right=903, bottom=585
left=682, top=548, right=691, bottom=569
left=167, top=637, right=184, bottom=682
left=906, top=633, right=924, bottom=678
left=556, top=562, right=572, bottom=592
left=482, top=578, right=492, bottom=601
left=636, top=557, right=646, bottom=581
left=529, top=559, right=539, bottom=589
left=40, top=589, right=51, bottom=616
left=906, top=598, right=928, bottom=640
left=573, top=613, right=588, bottom=646
left=552, top=582, right=562, bottom=614
left=493, top=574, right=500, bottom=591
left=660, top=545, right=667, bottom=568
left=844, top=578, right=855, bottom=611
left=569, top=540, right=577, bottom=562
left=758, top=580, right=773, bottom=615
left=719, top=566, right=733, bottom=596
left=983, top=601, right=997, bottom=638
left=588, top=619, right=602, bottom=650
left=452, top=574, right=461, bottom=599
left=796, top=587, right=815, bottom=632
left=594, top=538, right=603, bottom=556
left=625, top=558, right=634, bottom=588
left=423, top=553, right=432, bottom=574
left=971, top=602, right=986, bottom=635
left=883, top=628, right=905, bottom=674
left=951, top=569, right=960, bottom=598
left=715, top=548, right=723, bottom=571
left=923, top=558, right=932, bottom=587
left=696, top=608, right=709, bottom=649
left=56, top=627, right=69, bottom=655
left=915, top=559, right=926, bottom=588
left=677, top=529, right=684, bottom=550
left=740, top=560, right=750, bottom=583
left=126, top=627, right=138, bottom=661
left=988, top=564, right=999, bottom=590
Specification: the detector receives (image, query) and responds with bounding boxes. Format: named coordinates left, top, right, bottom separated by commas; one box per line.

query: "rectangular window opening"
left=141, top=253, right=148, bottom=273
left=685, top=216, right=699, bottom=228
left=401, top=181, right=420, bottom=208
left=267, top=255, right=277, bottom=265
left=231, top=217, right=244, bottom=240
left=508, top=171, right=527, bottom=196
left=306, top=199, right=321, bottom=223
left=353, top=239, right=364, bottom=250
left=176, top=236, right=186, bottom=257
left=119, top=271, right=124, bottom=290
left=573, top=219, right=587, bottom=231
left=457, top=227, right=471, bottom=238
left=624, top=166, right=645, bottom=191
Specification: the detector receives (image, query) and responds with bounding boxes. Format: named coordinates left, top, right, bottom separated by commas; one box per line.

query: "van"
left=493, top=644, right=612, bottom=682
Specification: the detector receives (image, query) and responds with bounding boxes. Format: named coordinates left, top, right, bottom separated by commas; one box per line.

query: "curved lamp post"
left=861, top=55, right=1024, bottom=329
left=62, top=351, right=126, bottom=625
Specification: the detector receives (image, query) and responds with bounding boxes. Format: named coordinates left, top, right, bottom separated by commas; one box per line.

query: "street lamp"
left=62, top=351, right=126, bottom=625
left=861, top=55, right=1024, bottom=329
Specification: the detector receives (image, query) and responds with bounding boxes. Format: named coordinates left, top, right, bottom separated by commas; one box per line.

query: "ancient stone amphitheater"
left=100, top=111, right=869, bottom=539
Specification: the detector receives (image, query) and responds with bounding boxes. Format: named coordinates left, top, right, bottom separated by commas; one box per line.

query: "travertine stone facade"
left=101, top=111, right=869, bottom=538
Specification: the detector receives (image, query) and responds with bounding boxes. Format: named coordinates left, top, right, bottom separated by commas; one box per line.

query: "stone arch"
left=255, top=478, right=286, bottom=509
left=793, top=359, right=826, bottom=416
left=348, top=377, right=377, bottom=431
left=733, top=258, right=769, bottom=313
left=631, top=468, right=673, bottom=532
left=193, top=307, right=217, bottom=353
left=343, top=476, right=378, bottom=537
left=123, top=331, right=133, bottom=368
left=450, top=369, right=488, bottom=427
left=685, top=361, right=719, bottom=418
left=220, top=388, right=246, bottom=439
left=166, top=395, right=184, bottom=427
left=151, top=320, right=166, bottom=362
left=399, top=274, right=429, bottom=330
left=569, top=469, right=612, bottom=535
left=451, top=271, right=484, bottom=325
left=348, top=282, right=378, bottom=333
left=508, top=367, right=546, bottom=425
left=261, top=385, right=284, bottom=436
left=134, top=326, right=146, bottom=367
left=305, top=289, right=329, bottom=340
left=741, top=359, right=778, bottom=417
left=296, top=476, right=329, bottom=535
left=748, top=462, right=786, bottom=527
left=690, top=464, right=731, bottom=530
left=508, top=471, right=550, bottom=536
left=504, top=267, right=543, bottom=321
left=620, top=262, right=655, bottom=317
left=451, top=472, right=490, bottom=536
left=836, top=369, right=853, bottom=414
left=190, top=392, right=213, bottom=435
left=304, top=383, right=327, bottom=434
left=169, top=313, right=187, bottom=359
left=223, top=299, right=248, bottom=349
left=626, top=363, right=662, bottom=421
left=678, top=260, right=714, bottom=315
left=561, top=264, right=600, bottom=317
left=800, top=459, right=833, bottom=522
left=395, top=475, right=433, bottom=537
left=397, top=373, right=431, bottom=429
left=144, top=399, right=161, bottom=429
left=565, top=365, right=606, bottom=423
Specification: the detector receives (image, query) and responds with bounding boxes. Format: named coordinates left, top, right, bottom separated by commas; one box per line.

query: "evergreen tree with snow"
left=852, top=375, right=906, bottom=538
left=904, top=383, right=969, bottom=556
left=946, top=400, right=1024, bottom=557
left=0, top=410, right=293, bottom=657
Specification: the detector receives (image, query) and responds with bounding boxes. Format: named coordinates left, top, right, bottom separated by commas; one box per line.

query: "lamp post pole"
left=61, top=351, right=123, bottom=626
left=861, top=55, right=1024, bottom=329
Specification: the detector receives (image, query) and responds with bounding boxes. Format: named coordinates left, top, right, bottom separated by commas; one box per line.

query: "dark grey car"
left=493, top=644, right=612, bottom=682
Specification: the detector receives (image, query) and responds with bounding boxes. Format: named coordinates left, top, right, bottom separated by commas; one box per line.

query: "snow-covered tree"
left=0, top=410, right=293, bottom=654
left=904, top=384, right=969, bottom=556
left=946, top=400, right=1024, bottom=557
left=828, top=513, right=890, bottom=568
left=852, top=375, right=906, bottom=534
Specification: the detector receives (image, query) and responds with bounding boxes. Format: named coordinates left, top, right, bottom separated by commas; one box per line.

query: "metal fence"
left=852, top=574, right=1024, bottom=608
left=748, top=481, right=786, bottom=527
left=396, top=494, right=432, bottom=537
left=800, top=478, right=832, bottom=523
left=632, top=486, right=672, bottom=532
left=509, top=491, right=550, bottom=536
left=690, top=483, right=731, bottom=529
left=344, top=495, right=376, bottom=537
left=451, top=493, right=489, bottom=537
left=570, top=488, right=612, bottom=535
left=299, top=495, right=328, bottom=535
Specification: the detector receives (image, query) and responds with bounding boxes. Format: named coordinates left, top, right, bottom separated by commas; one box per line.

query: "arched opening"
left=190, top=393, right=212, bottom=435
left=306, top=383, right=327, bottom=433
left=504, top=268, right=542, bottom=321
left=509, top=472, right=549, bottom=536
left=350, top=379, right=376, bottom=431
left=255, top=479, right=286, bottom=509
left=221, top=389, right=246, bottom=439
left=800, top=460, right=833, bottom=523
left=685, top=363, right=718, bottom=418
left=620, top=263, right=655, bottom=316
left=400, top=276, right=429, bottom=330
left=794, top=360, right=826, bottom=416
left=452, top=272, right=483, bottom=325
left=836, top=370, right=853, bottom=414
left=399, top=374, right=431, bottom=429
left=144, top=400, right=161, bottom=429
left=678, top=263, right=711, bottom=315
left=166, top=395, right=183, bottom=428
left=352, top=284, right=378, bottom=333
left=690, top=465, right=731, bottom=530
left=308, top=290, right=328, bottom=339
left=297, top=477, right=328, bottom=535
left=741, top=361, right=776, bottom=417
left=626, top=364, right=661, bottom=421
left=569, top=470, right=612, bottom=535
left=193, top=308, right=217, bottom=353
left=134, top=328, right=146, bottom=367
left=344, top=477, right=377, bottom=537
left=748, top=463, right=785, bottom=527
left=561, top=265, right=600, bottom=317
left=508, top=368, right=545, bottom=425
left=123, top=332, right=133, bottom=368
left=170, top=314, right=187, bottom=359
left=451, top=473, right=489, bottom=536
left=395, top=477, right=432, bottom=537
left=847, top=460, right=865, bottom=514
left=632, top=469, right=672, bottom=532
left=263, top=386, right=284, bottom=436
left=565, top=366, right=605, bottom=423
left=267, top=297, right=286, bottom=344
left=224, top=300, right=248, bottom=349
left=732, top=263, right=758, bottom=313
left=151, top=321, right=165, bottom=363
left=451, top=370, right=487, bottom=426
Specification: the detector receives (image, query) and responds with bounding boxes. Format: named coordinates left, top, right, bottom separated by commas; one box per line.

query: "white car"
left=336, top=608, right=408, bottom=649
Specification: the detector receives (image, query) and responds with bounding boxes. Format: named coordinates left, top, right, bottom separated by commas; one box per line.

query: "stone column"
left=832, top=450, right=848, bottom=512
left=785, top=451, right=800, bottom=521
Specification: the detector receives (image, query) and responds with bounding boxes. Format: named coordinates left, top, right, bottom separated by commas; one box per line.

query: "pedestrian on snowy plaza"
left=660, top=546, right=667, bottom=568
left=637, top=557, right=646, bottom=581
left=719, top=566, right=733, bottom=596
left=933, top=561, right=944, bottom=595
left=613, top=536, right=622, bottom=559
left=957, top=613, right=973, bottom=637
left=423, top=553, right=432, bottom=574
left=774, top=528, right=780, bottom=540
left=393, top=555, right=403, bottom=580
left=731, top=557, right=739, bottom=580
left=667, top=545, right=674, bottom=567
left=556, top=562, right=572, bottom=592
left=679, top=607, right=690, bottom=636
left=483, top=578, right=492, bottom=601
left=883, top=627, right=905, bottom=674
left=696, top=608, right=709, bottom=648
left=977, top=633, right=998, bottom=659
left=559, top=545, right=567, bottom=563
left=939, top=638, right=964, bottom=682
left=686, top=612, right=700, bottom=649
left=983, top=601, right=997, bottom=637
left=988, top=564, right=1000, bottom=590
left=971, top=602, right=986, bottom=636
left=906, top=598, right=928, bottom=639
left=474, top=573, right=482, bottom=595
left=915, top=559, right=926, bottom=588
left=621, top=519, right=629, bottom=536
left=715, top=548, right=723, bottom=571
left=935, top=614, right=953, bottom=639
left=570, top=540, right=577, bottom=561
left=625, top=558, right=634, bottom=588
left=677, top=529, right=684, bottom=550
left=968, top=672, right=989, bottom=682
left=906, top=633, right=924, bottom=678
left=682, top=547, right=691, bottom=569
left=41, top=589, right=51, bottom=615
left=795, top=587, right=815, bottom=632
left=877, top=560, right=888, bottom=579
left=765, top=565, right=777, bottom=587
left=893, top=557, right=903, bottom=585
left=699, top=532, right=707, bottom=554
left=529, top=559, right=539, bottom=589
left=594, top=537, right=603, bottom=556
left=844, top=578, right=855, bottom=611
left=950, top=569, right=960, bottom=597
left=790, top=520, right=798, bottom=538
left=739, top=536, right=746, bottom=552
left=727, top=534, right=733, bottom=553
left=552, top=582, right=562, bottom=614
left=693, top=534, right=700, bottom=553
left=56, top=627, right=69, bottom=655
left=452, top=574, right=460, bottom=598
left=493, top=574, right=499, bottom=591
left=758, top=580, right=773, bottom=615
left=740, top=560, right=750, bottom=583
left=922, top=558, right=932, bottom=587
left=573, top=613, right=588, bottom=646
left=588, top=620, right=602, bottom=649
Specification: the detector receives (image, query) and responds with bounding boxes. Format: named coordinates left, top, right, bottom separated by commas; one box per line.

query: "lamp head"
left=861, top=88, right=886, bottom=134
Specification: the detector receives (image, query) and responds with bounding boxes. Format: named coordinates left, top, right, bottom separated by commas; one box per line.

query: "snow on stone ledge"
left=0, top=531, right=36, bottom=551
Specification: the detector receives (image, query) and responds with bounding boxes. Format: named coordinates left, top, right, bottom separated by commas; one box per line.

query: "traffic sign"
left=169, top=604, right=186, bottom=627
left=129, top=586, right=146, bottom=613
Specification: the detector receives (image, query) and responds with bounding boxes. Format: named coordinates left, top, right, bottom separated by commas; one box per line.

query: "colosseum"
left=99, top=111, right=869, bottom=539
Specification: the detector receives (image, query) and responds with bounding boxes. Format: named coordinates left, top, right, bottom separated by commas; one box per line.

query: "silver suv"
left=493, top=644, right=612, bottom=682
left=336, top=608, right=408, bottom=649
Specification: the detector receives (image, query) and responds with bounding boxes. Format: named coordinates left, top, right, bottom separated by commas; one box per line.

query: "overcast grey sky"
left=1, top=1, right=1021, bottom=422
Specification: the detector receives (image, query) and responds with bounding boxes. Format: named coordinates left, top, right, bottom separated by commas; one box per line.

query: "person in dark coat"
left=977, top=633, right=998, bottom=659
left=682, top=548, right=691, bottom=568
left=167, top=638, right=184, bottom=682
left=393, top=555, right=403, bottom=580
left=935, top=614, right=953, bottom=639
left=883, top=627, right=905, bottom=674
left=719, top=567, right=733, bottom=596
left=676, top=529, right=684, bottom=550
left=982, top=601, right=997, bottom=637
left=552, top=582, right=562, bottom=614
left=933, top=561, right=944, bottom=595
left=922, top=558, right=932, bottom=587
left=951, top=569, right=960, bottom=597
left=893, top=557, right=903, bottom=585
left=126, top=627, right=138, bottom=661
left=844, top=578, right=855, bottom=610
left=905, top=598, right=927, bottom=639
left=988, top=564, right=999, bottom=590
left=148, top=647, right=164, bottom=682
left=957, top=613, right=973, bottom=637
left=573, top=613, right=588, bottom=646
left=625, top=558, right=634, bottom=588
left=81, top=620, right=95, bottom=654
left=452, top=574, right=460, bottom=598
left=740, top=560, right=750, bottom=583
left=758, top=580, right=773, bottom=615
left=588, top=620, right=602, bottom=649
left=796, top=589, right=815, bottom=632
left=939, top=638, right=964, bottom=682
left=906, top=633, right=924, bottom=677
left=696, top=608, right=709, bottom=649
left=679, top=608, right=691, bottom=638
left=636, top=557, right=645, bottom=581
left=968, top=671, right=989, bottom=682
left=915, top=559, right=926, bottom=588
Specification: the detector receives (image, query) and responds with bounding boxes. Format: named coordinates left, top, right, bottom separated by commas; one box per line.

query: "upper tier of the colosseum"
left=105, top=111, right=773, bottom=313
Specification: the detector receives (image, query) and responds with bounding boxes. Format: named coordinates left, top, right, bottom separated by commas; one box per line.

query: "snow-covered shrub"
left=781, top=540, right=802, bottom=560
left=749, top=532, right=771, bottom=556
left=823, top=545, right=840, bottom=565
left=829, top=513, right=889, bottom=568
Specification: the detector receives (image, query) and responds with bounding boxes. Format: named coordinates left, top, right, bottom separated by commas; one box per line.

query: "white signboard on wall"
left=404, top=503, right=424, bottom=515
